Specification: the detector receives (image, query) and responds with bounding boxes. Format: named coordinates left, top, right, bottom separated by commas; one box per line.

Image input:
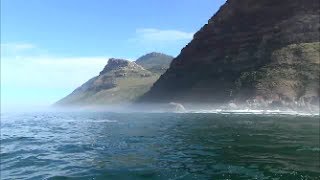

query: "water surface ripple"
left=1, top=112, right=319, bottom=179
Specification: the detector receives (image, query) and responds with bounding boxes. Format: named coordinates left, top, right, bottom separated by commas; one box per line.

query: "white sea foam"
left=188, top=109, right=319, bottom=116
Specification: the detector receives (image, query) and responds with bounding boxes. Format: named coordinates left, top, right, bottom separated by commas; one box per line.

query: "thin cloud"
left=0, top=43, right=126, bottom=106
left=2, top=55, right=109, bottom=89
left=1, top=43, right=36, bottom=52
left=1, top=43, right=135, bottom=90
left=135, top=28, right=194, bottom=42
left=129, top=28, right=194, bottom=55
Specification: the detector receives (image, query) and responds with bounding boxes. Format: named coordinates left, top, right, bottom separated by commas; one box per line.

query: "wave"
left=187, top=109, right=320, bottom=116
left=61, top=119, right=118, bottom=123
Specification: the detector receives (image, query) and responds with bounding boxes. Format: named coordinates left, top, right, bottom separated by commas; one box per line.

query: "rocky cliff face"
left=141, top=0, right=320, bottom=110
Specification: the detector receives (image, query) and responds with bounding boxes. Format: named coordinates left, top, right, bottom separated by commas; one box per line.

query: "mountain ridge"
left=56, top=52, right=173, bottom=106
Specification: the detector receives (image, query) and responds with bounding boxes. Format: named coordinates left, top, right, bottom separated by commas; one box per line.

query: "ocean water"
left=1, top=112, right=319, bottom=180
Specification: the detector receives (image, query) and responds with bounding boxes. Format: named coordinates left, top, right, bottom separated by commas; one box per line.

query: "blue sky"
left=1, top=0, right=226, bottom=108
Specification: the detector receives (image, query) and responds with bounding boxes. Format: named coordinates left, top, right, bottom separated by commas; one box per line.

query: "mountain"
left=56, top=53, right=173, bottom=106
left=140, top=0, right=320, bottom=110
left=135, top=52, right=174, bottom=74
left=56, top=58, right=156, bottom=106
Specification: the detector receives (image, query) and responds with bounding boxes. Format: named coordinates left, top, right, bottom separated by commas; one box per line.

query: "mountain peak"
left=137, top=52, right=173, bottom=60
left=99, top=58, right=142, bottom=75
left=108, top=58, right=130, bottom=65
left=135, top=52, right=174, bottom=74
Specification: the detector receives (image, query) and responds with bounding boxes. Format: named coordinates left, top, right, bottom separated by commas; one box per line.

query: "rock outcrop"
left=99, top=58, right=130, bottom=75
left=140, top=0, right=320, bottom=110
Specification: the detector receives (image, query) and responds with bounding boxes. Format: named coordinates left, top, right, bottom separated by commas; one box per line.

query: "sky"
left=1, top=0, right=226, bottom=108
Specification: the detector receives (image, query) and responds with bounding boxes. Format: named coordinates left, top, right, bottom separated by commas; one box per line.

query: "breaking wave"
left=187, top=109, right=319, bottom=116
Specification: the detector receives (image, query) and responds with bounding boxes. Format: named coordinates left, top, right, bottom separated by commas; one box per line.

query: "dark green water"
left=1, top=112, right=319, bottom=179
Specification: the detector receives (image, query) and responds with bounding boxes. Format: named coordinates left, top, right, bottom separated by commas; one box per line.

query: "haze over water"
left=1, top=112, right=319, bottom=179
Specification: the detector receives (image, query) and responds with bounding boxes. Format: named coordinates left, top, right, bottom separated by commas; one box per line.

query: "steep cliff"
left=141, top=0, right=320, bottom=109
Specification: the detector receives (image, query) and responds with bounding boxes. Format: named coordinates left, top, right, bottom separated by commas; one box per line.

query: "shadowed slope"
left=141, top=0, right=320, bottom=110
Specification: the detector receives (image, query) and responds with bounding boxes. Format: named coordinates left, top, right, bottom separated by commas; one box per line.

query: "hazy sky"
left=1, top=0, right=226, bottom=107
